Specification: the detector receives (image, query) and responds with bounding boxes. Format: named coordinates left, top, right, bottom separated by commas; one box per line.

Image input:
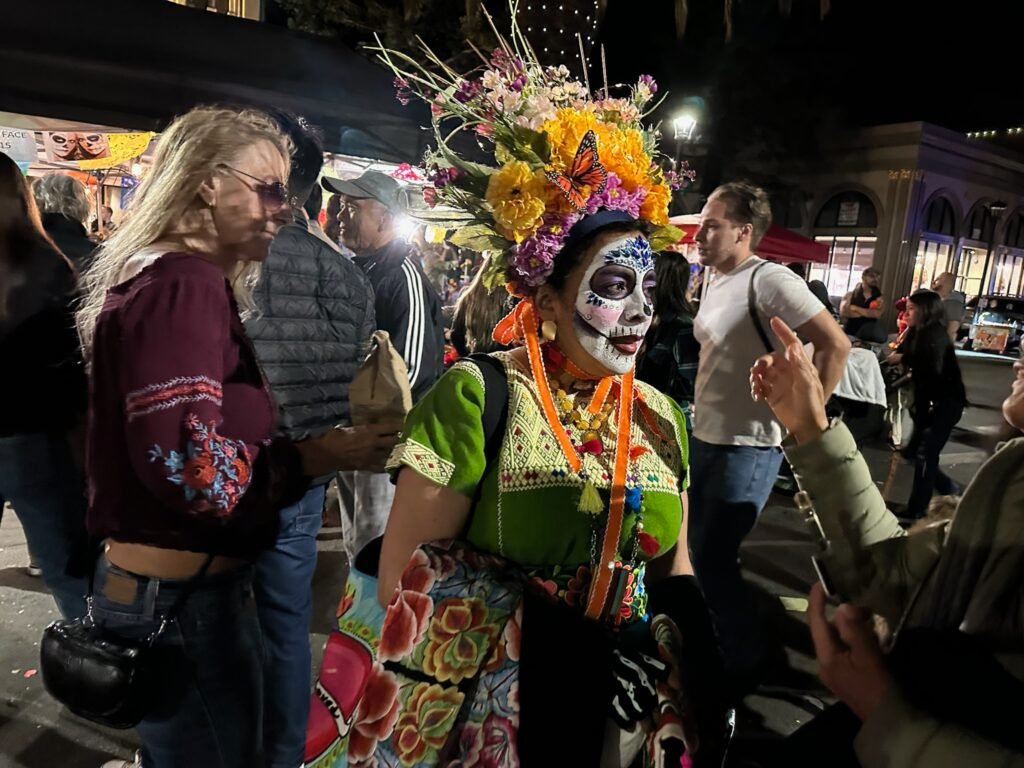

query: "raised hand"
left=749, top=316, right=829, bottom=443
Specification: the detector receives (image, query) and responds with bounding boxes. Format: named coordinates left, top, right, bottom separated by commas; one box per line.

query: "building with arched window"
left=786, top=122, right=1024, bottom=325
left=810, top=190, right=879, bottom=297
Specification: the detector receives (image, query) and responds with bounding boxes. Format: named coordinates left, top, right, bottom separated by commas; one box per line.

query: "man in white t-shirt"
left=690, top=182, right=851, bottom=697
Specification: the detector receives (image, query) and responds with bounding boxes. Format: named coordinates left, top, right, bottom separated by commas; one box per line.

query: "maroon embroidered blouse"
left=86, top=252, right=308, bottom=558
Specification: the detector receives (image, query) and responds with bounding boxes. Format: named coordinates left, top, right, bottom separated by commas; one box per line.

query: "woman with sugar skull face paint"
left=305, top=24, right=730, bottom=768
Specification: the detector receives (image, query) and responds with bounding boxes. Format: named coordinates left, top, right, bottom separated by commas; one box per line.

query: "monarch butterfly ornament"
left=546, top=130, right=609, bottom=211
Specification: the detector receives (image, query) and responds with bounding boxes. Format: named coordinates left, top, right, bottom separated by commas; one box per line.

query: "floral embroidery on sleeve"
left=147, top=413, right=253, bottom=516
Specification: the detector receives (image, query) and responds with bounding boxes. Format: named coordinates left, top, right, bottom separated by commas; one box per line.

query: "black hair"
left=546, top=220, right=654, bottom=294
left=652, top=250, right=694, bottom=320
left=303, top=183, right=323, bottom=221
left=710, top=181, right=772, bottom=248
left=908, top=288, right=946, bottom=328
left=267, top=110, right=324, bottom=205
left=787, top=262, right=807, bottom=279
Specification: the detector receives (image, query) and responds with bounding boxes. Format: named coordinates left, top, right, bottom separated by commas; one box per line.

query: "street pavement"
left=0, top=353, right=1015, bottom=767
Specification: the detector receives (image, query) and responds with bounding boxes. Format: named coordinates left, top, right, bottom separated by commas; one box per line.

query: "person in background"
left=75, top=107, right=396, bottom=768
left=752, top=315, right=1024, bottom=768
left=301, top=183, right=340, bottom=254
left=243, top=115, right=392, bottom=768
left=690, top=181, right=850, bottom=699
left=931, top=271, right=967, bottom=343
left=322, top=170, right=444, bottom=403
left=324, top=192, right=342, bottom=249
left=887, top=289, right=967, bottom=519
left=32, top=172, right=96, bottom=272
left=320, top=169, right=444, bottom=563
left=449, top=253, right=517, bottom=358
left=840, top=267, right=886, bottom=343
left=0, top=152, right=88, bottom=619
left=787, top=261, right=837, bottom=320
left=637, top=250, right=700, bottom=432
left=90, top=204, right=114, bottom=240
left=444, top=275, right=464, bottom=307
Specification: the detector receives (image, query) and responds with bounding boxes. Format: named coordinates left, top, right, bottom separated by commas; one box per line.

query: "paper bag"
left=349, top=330, right=414, bottom=425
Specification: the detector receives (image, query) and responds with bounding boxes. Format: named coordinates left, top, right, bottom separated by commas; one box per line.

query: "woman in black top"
left=0, top=153, right=88, bottom=618
left=636, top=251, right=700, bottom=432
left=895, top=289, right=967, bottom=518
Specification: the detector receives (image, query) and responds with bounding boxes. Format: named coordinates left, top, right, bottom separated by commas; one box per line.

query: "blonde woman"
left=77, top=107, right=399, bottom=768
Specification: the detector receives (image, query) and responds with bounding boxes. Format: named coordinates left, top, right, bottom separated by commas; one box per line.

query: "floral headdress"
left=372, top=5, right=690, bottom=299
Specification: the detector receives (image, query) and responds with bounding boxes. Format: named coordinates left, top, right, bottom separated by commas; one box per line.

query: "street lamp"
left=672, top=113, right=698, bottom=141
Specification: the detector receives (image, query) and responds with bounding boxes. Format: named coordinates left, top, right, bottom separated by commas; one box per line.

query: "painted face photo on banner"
left=573, top=235, right=656, bottom=375
left=44, top=132, right=111, bottom=162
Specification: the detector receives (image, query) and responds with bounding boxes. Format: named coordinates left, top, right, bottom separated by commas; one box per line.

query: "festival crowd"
left=0, top=22, right=1021, bottom=768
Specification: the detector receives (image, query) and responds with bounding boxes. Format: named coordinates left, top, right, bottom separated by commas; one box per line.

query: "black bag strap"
left=463, top=353, right=510, bottom=471
left=354, top=353, right=509, bottom=575
left=747, top=261, right=775, bottom=354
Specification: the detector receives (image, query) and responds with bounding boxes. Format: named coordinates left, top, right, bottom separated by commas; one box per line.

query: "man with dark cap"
left=322, top=170, right=445, bottom=402
left=319, top=170, right=446, bottom=567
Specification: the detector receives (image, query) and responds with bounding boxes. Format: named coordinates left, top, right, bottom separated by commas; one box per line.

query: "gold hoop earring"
left=541, top=320, right=558, bottom=342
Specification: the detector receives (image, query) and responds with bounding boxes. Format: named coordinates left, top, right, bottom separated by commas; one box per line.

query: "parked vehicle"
left=958, top=294, right=1024, bottom=356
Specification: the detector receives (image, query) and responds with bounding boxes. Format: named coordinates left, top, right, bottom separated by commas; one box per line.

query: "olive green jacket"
left=786, top=422, right=1024, bottom=768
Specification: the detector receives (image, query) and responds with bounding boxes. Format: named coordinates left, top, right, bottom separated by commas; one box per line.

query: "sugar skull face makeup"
left=572, top=235, right=656, bottom=374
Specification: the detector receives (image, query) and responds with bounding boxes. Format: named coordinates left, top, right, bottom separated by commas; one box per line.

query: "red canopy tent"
left=669, top=215, right=828, bottom=263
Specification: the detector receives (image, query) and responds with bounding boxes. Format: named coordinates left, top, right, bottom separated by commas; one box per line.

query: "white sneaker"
left=100, top=751, right=142, bottom=768
left=25, top=563, right=42, bottom=578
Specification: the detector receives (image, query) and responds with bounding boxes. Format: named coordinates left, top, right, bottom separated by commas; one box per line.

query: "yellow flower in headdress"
left=486, top=161, right=547, bottom=242
left=639, top=181, right=671, bottom=226
left=542, top=110, right=652, bottom=197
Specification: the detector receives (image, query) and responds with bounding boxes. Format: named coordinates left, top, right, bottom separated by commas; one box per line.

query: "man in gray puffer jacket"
left=245, top=116, right=397, bottom=768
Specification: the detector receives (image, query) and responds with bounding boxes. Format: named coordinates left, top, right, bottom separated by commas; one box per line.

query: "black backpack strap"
left=748, top=261, right=775, bottom=354
left=463, top=353, right=510, bottom=469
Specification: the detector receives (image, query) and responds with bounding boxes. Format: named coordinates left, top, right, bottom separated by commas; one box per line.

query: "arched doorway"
left=990, top=210, right=1024, bottom=296
left=811, top=190, right=879, bottom=297
left=912, top=195, right=958, bottom=290
left=957, top=201, right=1003, bottom=299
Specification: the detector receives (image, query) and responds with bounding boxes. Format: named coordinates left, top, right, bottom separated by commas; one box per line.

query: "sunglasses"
left=220, top=165, right=294, bottom=211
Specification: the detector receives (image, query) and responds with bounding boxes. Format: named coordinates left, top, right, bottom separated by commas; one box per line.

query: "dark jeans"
left=687, top=437, right=784, bottom=677
left=0, top=432, right=88, bottom=618
left=92, top=557, right=264, bottom=768
left=254, top=484, right=325, bottom=768
left=906, top=399, right=964, bottom=519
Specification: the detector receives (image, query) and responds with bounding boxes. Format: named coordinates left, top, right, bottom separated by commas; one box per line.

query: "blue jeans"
left=254, top=484, right=325, bottom=768
left=0, top=432, right=88, bottom=618
left=687, top=437, right=783, bottom=676
left=92, top=557, right=264, bottom=767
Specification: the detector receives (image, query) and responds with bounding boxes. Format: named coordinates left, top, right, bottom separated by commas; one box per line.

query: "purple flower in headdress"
left=638, top=74, right=658, bottom=94
left=429, top=166, right=462, bottom=189
left=585, top=173, right=644, bottom=218
left=509, top=74, right=528, bottom=92
left=393, top=76, right=412, bottom=106
left=490, top=47, right=526, bottom=77
left=453, top=79, right=482, bottom=104
left=509, top=212, right=581, bottom=289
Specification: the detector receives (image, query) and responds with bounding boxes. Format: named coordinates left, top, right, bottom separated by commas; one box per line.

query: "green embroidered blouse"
left=387, top=352, right=689, bottom=574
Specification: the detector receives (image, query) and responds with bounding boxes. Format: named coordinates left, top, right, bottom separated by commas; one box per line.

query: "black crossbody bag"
left=39, top=553, right=214, bottom=729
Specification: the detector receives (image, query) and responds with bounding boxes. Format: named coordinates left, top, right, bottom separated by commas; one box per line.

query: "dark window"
left=965, top=204, right=996, bottom=242
left=923, top=197, right=956, bottom=237
left=1005, top=213, right=1024, bottom=250
left=814, top=191, right=878, bottom=229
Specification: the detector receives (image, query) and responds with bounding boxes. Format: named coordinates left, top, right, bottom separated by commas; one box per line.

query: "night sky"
left=594, top=0, right=1024, bottom=134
